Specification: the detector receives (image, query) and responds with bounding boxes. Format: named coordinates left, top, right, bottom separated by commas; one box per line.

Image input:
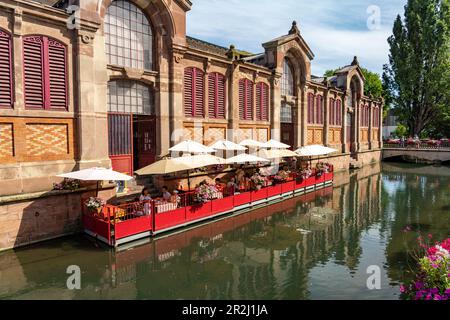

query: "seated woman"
left=139, top=188, right=152, bottom=216
left=170, top=190, right=181, bottom=207
left=161, top=186, right=171, bottom=202
left=215, top=178, right=225, bottom=193
left=226, top=177, right=239, bottom=195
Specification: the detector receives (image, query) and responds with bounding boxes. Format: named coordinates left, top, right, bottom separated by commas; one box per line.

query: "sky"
left=186, top=0, right=407, bottom=77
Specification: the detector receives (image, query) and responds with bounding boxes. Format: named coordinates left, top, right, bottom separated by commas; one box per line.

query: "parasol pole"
left=187, top=169, right=191, bottom=191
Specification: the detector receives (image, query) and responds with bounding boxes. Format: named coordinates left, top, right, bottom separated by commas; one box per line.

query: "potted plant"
left=195, top=183, right=219, bottom=203
left=85, top=197, right=106, bottom=214
left=251, top=174, right=265, bottom=190
left=53, top=178, right=80, bottom=191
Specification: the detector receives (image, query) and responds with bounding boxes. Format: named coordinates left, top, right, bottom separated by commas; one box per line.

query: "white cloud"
left=186, top=0, right=406, bottom=76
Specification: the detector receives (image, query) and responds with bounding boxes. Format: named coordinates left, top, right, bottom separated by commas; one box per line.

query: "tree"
left=382, top=0, right=450, bottom=137
left=324, top=67, right=384, bottom=99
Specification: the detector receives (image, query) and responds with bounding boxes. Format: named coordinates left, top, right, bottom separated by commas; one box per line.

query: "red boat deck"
left=82, top=172, right=334, bottom=247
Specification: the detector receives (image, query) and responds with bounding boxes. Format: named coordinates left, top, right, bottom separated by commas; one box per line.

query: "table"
left=155, top=202, right=178, bottom=213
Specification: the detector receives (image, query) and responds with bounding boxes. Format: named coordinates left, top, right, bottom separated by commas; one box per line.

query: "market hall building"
left=0, top=0, right=383, bottom=250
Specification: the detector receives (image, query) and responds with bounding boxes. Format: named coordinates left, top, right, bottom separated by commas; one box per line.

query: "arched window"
left=104, top=0, right=153, bottom=70
left=184, top=67, right=204, bottom=118
left=0, top=29, right=13, bottom=108
left=208, top=72, right=226, bottom=119
left=239, top=78, right=253, bottom=120
left=23, top=35, right=67, bottom=110
left=281, top=59, right=295, bottom=96
left=256, top=82, right=269, bottom=121
left=280, top=102, right=292, bottom=124
left=107, top=80, right=152, bottom=114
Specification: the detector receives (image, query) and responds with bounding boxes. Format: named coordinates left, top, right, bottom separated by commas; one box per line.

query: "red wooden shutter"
left=259, top=83, right=268, bottom=121
left=194, top=68, right=204, bottom=117
left=23, top=36, right=45, bottom=109
left=48, top=39, right=67, bottom=110
left=239, top=79, right=245, bottom=120
left=217, top=73, right=225, bottom=119
left=316, top=95, right=323, bottom=124
left=307, top=93, right=314, bottom=124
left=184, top=67, right=193, bottom=117
left=208, top=73, right=215, bottom=118
left=0, top=30, right=12, bottom=108
left=246, top=79, right=253, bottom=120
left=256, top=83, right=261, bottom=120
left=336, top=100, right=341, bottom=125
left=329, top=98, right=334, bottom=125
left=208, top=73, right=226, bottom=119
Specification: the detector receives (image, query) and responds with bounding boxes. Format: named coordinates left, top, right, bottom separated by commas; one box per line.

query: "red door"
left=108, top=114, right=133, bottom=175
left=281, top=123, right=295, bottom=150
left=134, top=115, right=156, bottom=170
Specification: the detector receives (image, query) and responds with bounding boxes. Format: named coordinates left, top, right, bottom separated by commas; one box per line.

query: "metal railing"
left=384, top=140, right=450, bottom=150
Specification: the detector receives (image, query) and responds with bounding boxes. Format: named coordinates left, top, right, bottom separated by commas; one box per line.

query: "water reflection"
left=0, top=163, right=448, bottom=300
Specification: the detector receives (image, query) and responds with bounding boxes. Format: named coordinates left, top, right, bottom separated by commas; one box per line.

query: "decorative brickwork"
left=256, top=128, right=269, bottom=142
left=204, top=127, right=226, bottom=146
left=237, top=127, right=253, bottom=141
left=26, top=124, right=69, bottom=156
left=372, top=129, right=379, bottom=141
left=0, top=123, right=14, bottom=158
left=308, top=127, right=324, bottom=145
left=328, top=128, right=341, bottom=145
left=360, top=129, right=369, bottom=142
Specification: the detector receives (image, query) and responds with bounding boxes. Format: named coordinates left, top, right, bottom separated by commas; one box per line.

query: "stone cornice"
left=0, top=0, right=100, bottom=33
left=175, top=0, right=193, bottom=12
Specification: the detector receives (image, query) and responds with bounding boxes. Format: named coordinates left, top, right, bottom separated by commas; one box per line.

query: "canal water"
left=0, top=163, right=449, bottom=300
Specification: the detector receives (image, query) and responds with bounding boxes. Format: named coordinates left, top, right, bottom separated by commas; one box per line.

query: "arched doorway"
left=107, top=80, right=156, bottom=175
left=280, top=59, right=296, bottom=149
left=104, top=0, right=156, bottom=175
left=347, top=76, right=360, bottom=158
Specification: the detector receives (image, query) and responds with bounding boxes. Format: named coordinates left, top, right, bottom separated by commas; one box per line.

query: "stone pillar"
left=354, top=98, right=361, bottom=152
left=378, top=101, right=383, bottom=149
left=168, top=48, right=185, bottom=150
left=300, top=87, right=308, bottom=147
left=203, top=59, right=210, bottom=121
left=75, top=29, right=111, bottom=169
left=228, top=62, right=240, bottom=142
left=324, top=91, right=330, bottom=146
left=271, top=72, right=282, bottom=141
left=12, top=9, right=24, bottom=111
left=342, top=94, right=348, bottom=154
left=252, top=73, right=257, bottom=123
left=368, top=100, right=373, bottom=150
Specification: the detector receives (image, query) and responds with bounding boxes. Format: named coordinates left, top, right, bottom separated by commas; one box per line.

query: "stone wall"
left=0, top=187, right=115, bottom=252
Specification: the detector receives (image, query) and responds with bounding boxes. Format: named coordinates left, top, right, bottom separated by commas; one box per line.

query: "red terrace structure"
left=82, top=169, right=334, bottom=247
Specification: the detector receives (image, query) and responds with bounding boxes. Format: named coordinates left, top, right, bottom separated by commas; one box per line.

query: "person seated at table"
left=236, top=165, right=245, bottom=186
left=170, top=190, right=181, bottom=207
left=227, top=177, right=239, bottom=196
left=161, top=186, right=171, bottom=202
left=139, top=188, right=152, bottom=215
left=215, top=178, right=226, bottom=192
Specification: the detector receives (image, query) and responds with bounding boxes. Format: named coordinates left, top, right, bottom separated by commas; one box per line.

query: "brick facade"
left=0, top=0, right=383, bottom=250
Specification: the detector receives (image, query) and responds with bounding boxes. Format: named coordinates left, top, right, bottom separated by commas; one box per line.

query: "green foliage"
left=382, top=0, right=450, bottom=137
left=394, top=124, right=408, bottom=137
left=324, top=68, right=385, bottom=99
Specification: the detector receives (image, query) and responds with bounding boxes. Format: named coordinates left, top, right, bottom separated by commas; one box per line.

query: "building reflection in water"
left=77, top=164, right=384, bottom=300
